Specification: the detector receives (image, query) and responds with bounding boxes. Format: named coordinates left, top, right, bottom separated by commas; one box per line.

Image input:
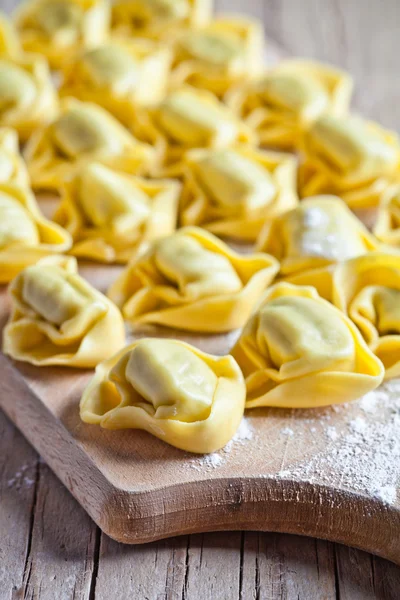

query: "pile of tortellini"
left=1, top=0, right=400, bottom=454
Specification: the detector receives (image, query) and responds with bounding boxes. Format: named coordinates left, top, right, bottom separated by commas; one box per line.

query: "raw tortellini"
left=257, top=195, right=380, bottom=276
left=0, top=128, right=30, bottom=187
left=231, top=282, right=384, bottom=408
left=24, top=98, right=155, bottom=191
left=0, top=11, right=21, bottom=56
left=170, top=16, right=264, bottom=97
left=374, top=185, right=400, bottom=246
left=53, top=162, right=180, bottom=263
left=0, top=183, right=71, bottom=283
left=108, top=226, right=279, bottom=332
left=111, top=0, right=212, bottom=41
left=179, top=146, right=298, bottom=241
left=0, top=52, right=58, bottom=141
left=14, top=0, right=110, bottom=69
left=60, top=39, right=172, bottom=126
left=134, top=87, right=255, bottom=176
left=299, top=114, right=400, bottom=208
left=288, top=253, right=400, bottom=380
left=3, top=255, right=125, bottom=367
left=80, top=338, right=245, bottom=454
left=226, top=59, right=353, bottom=150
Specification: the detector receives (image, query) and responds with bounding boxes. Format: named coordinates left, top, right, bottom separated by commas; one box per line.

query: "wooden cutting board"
left=0, top=37, right=399, bottom=564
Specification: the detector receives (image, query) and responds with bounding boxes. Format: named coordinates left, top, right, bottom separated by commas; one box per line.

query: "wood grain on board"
left=1, top=0, right=400, bottom=599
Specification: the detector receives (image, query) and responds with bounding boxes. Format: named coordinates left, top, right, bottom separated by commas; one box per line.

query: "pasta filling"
left=257, top=296, right=356, bottom=377
left=111, top=339, right=216, bottom=422
left=155, top=90, right=238, bottom=146
left=193, top=149, right=276, bottom=215
left=77, top=163, right=150, bottom=229
left=0, top=192, right=39, bottom=248
left=0, top=61, right=36, bottom=114
left=21, top=265, right=90, bottom=325
left=154, top=233, right=243, bottom=298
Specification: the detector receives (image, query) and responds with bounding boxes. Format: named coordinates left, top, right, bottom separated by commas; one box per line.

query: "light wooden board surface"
left=1, top=0, right=400, bottom=598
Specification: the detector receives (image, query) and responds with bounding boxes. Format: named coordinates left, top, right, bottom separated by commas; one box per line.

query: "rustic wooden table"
left=1, top=0, right=400, bottom=598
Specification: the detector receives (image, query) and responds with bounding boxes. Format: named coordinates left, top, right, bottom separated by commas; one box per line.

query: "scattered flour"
left=280, top=427, right=294, bottom=437
left=190, top=418, right=254, bottom=470
left=325, top=426, right=338, bottom=441
left=7, top=463, right=36, bottom=489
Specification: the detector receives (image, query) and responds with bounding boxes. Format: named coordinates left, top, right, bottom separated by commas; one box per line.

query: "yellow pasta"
left=299, top=114, right=400, bottom=208
left=0, top=128, right=30, bottom=187
left=133, top=87, right=255, bottom=176
left=24, top=98, right=155, bottom=192
left=170, top=15, right=264, bottom=97
left=288, top=252, right=400, bottom=380
left=14, top=0, right=110, bottom=69
left=257, top=195, right=380, bottom=276
left=54, top=162, right=180, bottom=263
left=80, top=337, right=245, bottom=454
left=231, top=282, right=384, bottom=408
left=0, top=183, right=71, bottom=283
left=111, top=0, right=212, bottom=41
left=60, top=38, right=172, bottom=126
left=226, top=59, right=353, bottom=150
left=0, top=52, right=58, bottom=141
left=0, top=11, right=21, bottom=57
left=108, top=226, right=279, bottom=332
left=374, top=184, right=400, bottom=246
left=179, top=146, right=298, bottom=241
left=3, top=255, right=125, bottom=367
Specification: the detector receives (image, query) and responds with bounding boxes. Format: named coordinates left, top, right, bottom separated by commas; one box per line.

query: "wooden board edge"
left=1, top=353, right=399, bottom=564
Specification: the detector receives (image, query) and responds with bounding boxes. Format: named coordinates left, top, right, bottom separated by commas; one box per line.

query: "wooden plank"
left=94, top=533, right=188, bottom=600
left=240, top=532, right=337, bottom=600
left=20, top=463, right=98, bottom=600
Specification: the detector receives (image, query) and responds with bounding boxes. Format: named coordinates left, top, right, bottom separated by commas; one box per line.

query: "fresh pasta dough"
left=134, top=87, right=255, bottom=176
left=80, top=337, right=245, bottom=453
left=256, top=195, right=380, bottom=276
left=374, top=185, right=400, bottom=246
left=108, top=226, right=279, bottom=332
left=60, top=38, right=172, bottom=126
left=3, top=255, right=125, bottom=367
left=231, top=282, right=384, bottom=408
left=111, top=0, right=212, bottom=41
left=170, top=15, right=264, bottom=97
left=0, top=53, right=58, bottom=141
left=0, top=128, right=30, bottom=187
left=179, top=146, right=298, bottom=240
left=24, top=98, right=155, bottom=191
left=0, top=183, right=71, bottom=283
left=14, top=0, right=110, bottom=69
left=53, top=162, right=180, bottom=263
left=299, top=114, right=400, bottom=208
left=226, top=59, right=353, bottom=150
left=288, top=253, right=400, bottom=379
left=0, top=11, right=22, bottom=57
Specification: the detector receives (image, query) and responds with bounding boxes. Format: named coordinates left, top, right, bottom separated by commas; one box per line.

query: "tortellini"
left=14, top=0, right=110, bottom=69
left=299, top=114, right=400, bottom=208
left=108, top=226, right=279, bottom=332
left=226, top=59, right=353, bottom=150
left=80, top=338, right=245, bottom=454
left=60, top=39, right=172, bottom=126
left=231, top=282, right=384, bottom=408
left=257, top=195, right=380, bottom=276
left=374, top=185, right=400, bottom=246
left=0, top=53, right=58, bottom=141
left=170, top=16, right=264, bottom=97
left=179, top=146, right=298, bottom=241
left=0, top=183, right=71, bottom=283
left=0, top=128, right=30, bottom=187
left=24, top=98, right=155, bottom=191
left=134, top=87, right=255, bottom=176
left=0, top=11, right=21, bottom=56
left=111, top=0, right=212, bottom=41
left=53, top=162, right=180, bottom=263
left=288, top=253, right=400, bottom=380
left=3, top=255, right=125, bottom=367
